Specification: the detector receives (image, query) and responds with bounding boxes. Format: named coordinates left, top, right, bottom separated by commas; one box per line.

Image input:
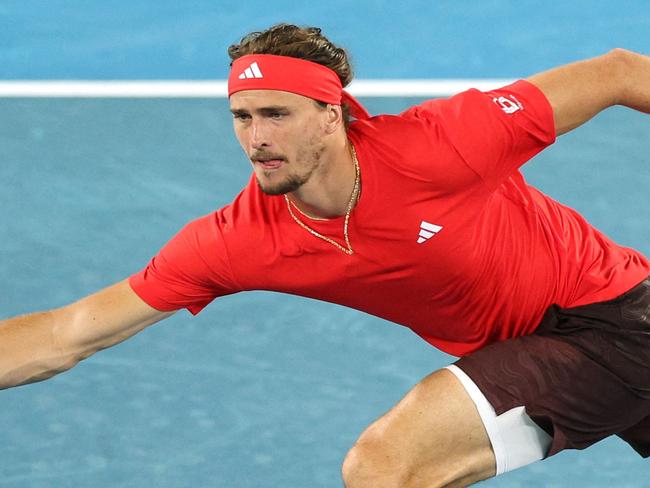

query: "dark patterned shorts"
left=455, top=277, right=650, bottom=457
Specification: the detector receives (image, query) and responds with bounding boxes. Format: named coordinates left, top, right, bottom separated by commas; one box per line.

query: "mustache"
left=250, top=151, right=286, bottom=162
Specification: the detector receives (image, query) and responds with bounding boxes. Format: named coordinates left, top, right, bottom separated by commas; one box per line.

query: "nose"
left=249, top=118, right=270, bottom=150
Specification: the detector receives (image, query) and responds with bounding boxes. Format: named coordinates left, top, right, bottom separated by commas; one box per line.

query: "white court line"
left=0, top=79, right=515, bottom=98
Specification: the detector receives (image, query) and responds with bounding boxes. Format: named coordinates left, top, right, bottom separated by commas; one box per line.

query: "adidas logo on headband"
left=238, top=61, right=264, bottom=79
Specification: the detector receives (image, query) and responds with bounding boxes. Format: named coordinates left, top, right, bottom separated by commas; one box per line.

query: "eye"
left=233, top=112, right=250, bottom=121
left=269, top=112, right=284, bottom=119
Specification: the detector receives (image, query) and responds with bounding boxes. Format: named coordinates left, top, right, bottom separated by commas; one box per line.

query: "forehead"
left=229, top=90, right=315, bottom=110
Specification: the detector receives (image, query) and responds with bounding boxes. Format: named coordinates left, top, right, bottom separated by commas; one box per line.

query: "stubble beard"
left=256, top=172, right=309, bottom=195
left=256, top=140, right=326, bottom=196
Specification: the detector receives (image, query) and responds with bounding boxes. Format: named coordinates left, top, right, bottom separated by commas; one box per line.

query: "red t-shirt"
left=129, top=80, right=650, bottom=356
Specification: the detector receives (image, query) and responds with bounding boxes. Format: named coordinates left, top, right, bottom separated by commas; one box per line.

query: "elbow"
left=50, top=307, right=97, bottom=371
left=607, top=47, right=634, bottom=58
left=604, top=48, right=637, bottom=106
left=606, top=47, right=636, bottom=72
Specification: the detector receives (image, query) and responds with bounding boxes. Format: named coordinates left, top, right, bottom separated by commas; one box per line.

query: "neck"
left=288, top=137, right=358, bottom=219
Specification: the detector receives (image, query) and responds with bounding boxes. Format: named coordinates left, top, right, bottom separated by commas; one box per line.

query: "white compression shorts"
left=445, top=364, right=553, bottom=475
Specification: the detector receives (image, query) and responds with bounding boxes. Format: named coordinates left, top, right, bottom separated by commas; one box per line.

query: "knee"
left=341, top=369, right=497, bottom=487
left=341, top=420, right=491, bottom=488
left=341, top=427, right=415, bottom=488
left=341, top=434, right=390, bottom=488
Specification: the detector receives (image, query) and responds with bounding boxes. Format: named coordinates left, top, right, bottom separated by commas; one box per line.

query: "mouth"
left=252, top=156, right=286, bottom=170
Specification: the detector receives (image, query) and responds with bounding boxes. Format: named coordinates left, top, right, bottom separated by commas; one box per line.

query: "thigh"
left=343, top=369, right=496, bottom=487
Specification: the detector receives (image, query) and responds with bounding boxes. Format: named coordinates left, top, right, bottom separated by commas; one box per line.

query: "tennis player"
left=2, top=24, right=649, bottom=487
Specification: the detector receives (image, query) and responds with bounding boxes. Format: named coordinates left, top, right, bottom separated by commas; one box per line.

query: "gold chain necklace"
left=284, top=146, right=360, bottom=255
left=287, top=200, right=328, bottom=221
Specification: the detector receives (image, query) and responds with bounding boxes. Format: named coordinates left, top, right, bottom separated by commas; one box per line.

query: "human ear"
left=324, top=104, right=344, bottom=134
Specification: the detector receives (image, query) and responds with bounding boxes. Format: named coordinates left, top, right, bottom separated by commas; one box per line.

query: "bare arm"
left=0, top=279, right=176, bottom=389
left=527, top=48, right=650, bottom=136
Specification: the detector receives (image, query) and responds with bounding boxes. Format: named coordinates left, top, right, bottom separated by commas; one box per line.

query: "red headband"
left=228, top=54, right=370, bottom=120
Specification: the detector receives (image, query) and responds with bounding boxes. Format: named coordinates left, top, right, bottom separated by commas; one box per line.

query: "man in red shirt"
left=1, top=24, right=649, bottom=486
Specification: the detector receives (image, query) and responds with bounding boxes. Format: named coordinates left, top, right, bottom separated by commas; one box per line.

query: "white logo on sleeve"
left=417, top=221, right=443, bottom=244
left=238, top=62, right=264, bottom=79
left=493, top=95, right=523, bottom=114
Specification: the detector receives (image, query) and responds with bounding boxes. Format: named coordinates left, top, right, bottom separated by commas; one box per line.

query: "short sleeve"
left=401, top=80, right=556, bottom=189
left=129, top=213, right=240, bottom=315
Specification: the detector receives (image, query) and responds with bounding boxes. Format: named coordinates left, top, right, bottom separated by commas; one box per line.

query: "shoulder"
left=347, top=106, right=481, bottom=191
left=347, top=89, right=494, bottom=152
left=395, top=80, right=553, bottom=128
left=347, top=109, right=448, bottom=164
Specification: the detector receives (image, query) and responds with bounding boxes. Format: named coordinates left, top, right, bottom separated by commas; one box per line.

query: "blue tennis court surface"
left=1, top=2, right=649, bottom=487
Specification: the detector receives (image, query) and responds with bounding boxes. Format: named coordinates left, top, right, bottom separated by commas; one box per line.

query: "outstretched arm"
left=0, top=279, right=176, bottom=389
left=527, top=48, right=650, bottom=136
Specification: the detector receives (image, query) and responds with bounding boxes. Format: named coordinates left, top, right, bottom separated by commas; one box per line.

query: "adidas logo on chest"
left=417, top=220, right=443, bottom=244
